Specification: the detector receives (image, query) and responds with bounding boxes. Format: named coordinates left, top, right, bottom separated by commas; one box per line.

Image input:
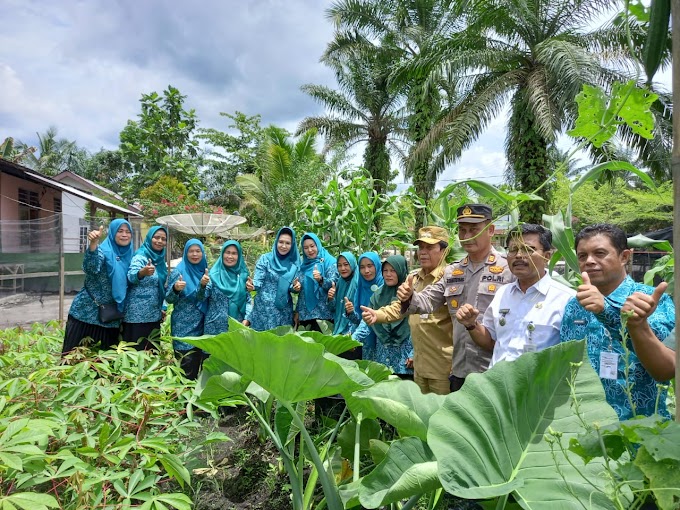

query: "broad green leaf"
left=347, top=379, right=445, bottom=440
left=336, top=418, right=381, bottom=462
left=634, top=447, right=680, bottom=510
left=186, top=328, right=374, bottom=402
left=608, top=81, right=658, bottom=139
left=369, top=439, right=390, bottom=466
left=567, top=85, right=617, bottom=146
left=627, top=234, right=672, bottom=253
left=542, top=211, right=580, bottom=276
left=571, top=160, right=658, bottom=195
left=200, top=371, right=250, bottom=402
left=298, top=330, right=362, bottom=356
left=0, top=493, right=58, bottom=510
left=358, top=437, right=441, bottom=508
left=355, top=360, right=393, bottom=383
left=0, top=452, right=22, bottom=471
left=136, top=492, right=193, bottom=510
left=339, top=479, right=362, bottom=508
left=428, top=341, right=619, bottom=508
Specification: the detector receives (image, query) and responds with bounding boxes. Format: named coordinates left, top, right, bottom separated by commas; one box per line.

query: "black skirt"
left=62, top=315, right=120, bottom=355
left=122, top=321, right=162, bottom=351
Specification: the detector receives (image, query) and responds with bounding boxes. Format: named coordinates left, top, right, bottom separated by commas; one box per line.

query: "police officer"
left=398, top=204, right=513, bottom=391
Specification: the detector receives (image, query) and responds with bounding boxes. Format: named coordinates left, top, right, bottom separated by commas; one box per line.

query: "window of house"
left=79, top=225, right=89, bottom=253
left=18, top=188, right=40, bottom=251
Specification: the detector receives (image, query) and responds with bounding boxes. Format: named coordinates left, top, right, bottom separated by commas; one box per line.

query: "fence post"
left=58, top=214, right=65, bottom=325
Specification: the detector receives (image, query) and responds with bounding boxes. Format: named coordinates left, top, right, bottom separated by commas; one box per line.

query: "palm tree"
left=21, top=127, right=89, bottom=176
left=298, top=49, right=408, bottom=197
left=325, top=0, right=461, bottom=227
left=236, top=127, right=329, bottom=227
left=408, top=0, right=649, bottom=222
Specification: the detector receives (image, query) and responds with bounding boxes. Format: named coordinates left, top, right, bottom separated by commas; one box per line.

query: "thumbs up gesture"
left=87, top=224, right=104, bottom=247
left=622, top=281, right=668, bottom=327
left=397, top=274, right=415, bottom=302
left=576, top=271, right=604, bottom=313
left=246, top=276, right=254, bottom=292
left=200, top=268, right=210, bottom=287
left=292, top=277, right=301, bottom=292
left=174, top=274, right=186, bottom=292
left=344, top=296, right=354, bottom=315
left=327, top=281, right=336, bottom=300
left=313, top=264, right=322, bottom=282
left=139, top=258, right=155, bottom=278
left=360, top=305, right=378, bottom=325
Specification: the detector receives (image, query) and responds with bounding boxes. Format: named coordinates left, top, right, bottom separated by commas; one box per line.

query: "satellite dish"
left=156, top=213, right=247, bottom=237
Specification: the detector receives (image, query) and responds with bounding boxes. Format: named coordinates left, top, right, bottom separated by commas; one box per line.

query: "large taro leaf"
left=358, top=436, right=441, bottom=508
left=185, top=328, right=374, bottom=403
left=428, top=341, right=619, bottom=509
left=346, top=379, right=446, bottom=441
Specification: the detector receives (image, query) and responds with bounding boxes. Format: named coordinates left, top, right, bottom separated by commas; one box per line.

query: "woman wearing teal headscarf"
left=204, top=240, right=254, bottom=335
left=352, top=255, right=414, bottom=376
left=123, top=226, right=168, bottom=350
left=250, top=227, right=299, bottom=331
left=294, top=233, right=338, bottom=331
left=166, top=239, right=211, bottom=380
left=329, top=252, right=358, bottom=336
left=62, top=219, right=134, bottom=354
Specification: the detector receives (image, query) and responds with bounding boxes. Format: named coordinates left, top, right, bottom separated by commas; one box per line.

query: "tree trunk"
left=412, top=161, right=434, bottom=230
left=507, top=98, right=551, bottom=224
left=363, top=139, right=390, bottom=197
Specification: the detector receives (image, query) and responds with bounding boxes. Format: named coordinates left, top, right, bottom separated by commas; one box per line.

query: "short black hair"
left=506, top=223, right=552, bottom=251
left=575, top=223, right=627, bottom=253
left=438, top=240, right=448, bottom=250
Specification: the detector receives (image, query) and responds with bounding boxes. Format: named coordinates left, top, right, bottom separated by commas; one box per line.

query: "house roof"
left=1, top=159, right=142, bottom=217
left=52, top=170, right=142, bottom=215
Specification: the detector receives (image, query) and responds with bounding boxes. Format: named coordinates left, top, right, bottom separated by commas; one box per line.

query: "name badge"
left=524, top=343, right=537, bottom=353
left=599, top=351, right=618, bottom=380
left=419, top=313, right=430, bottom=320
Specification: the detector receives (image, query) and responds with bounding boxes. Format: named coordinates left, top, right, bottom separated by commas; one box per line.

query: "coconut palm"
left=298, top=49, right=408, bottom=197
left=406, top=0, right=649, bottom=222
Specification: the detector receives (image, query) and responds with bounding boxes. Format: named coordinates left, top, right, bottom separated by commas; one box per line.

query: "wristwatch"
left=464, top=323, right=476, bottom=331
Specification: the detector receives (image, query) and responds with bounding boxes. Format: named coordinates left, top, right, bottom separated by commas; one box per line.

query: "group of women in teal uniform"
left=63, top=222, right=414, bottom=380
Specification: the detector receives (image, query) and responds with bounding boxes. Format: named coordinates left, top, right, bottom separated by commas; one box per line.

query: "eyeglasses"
left=506, top=246, right=540, bottom=256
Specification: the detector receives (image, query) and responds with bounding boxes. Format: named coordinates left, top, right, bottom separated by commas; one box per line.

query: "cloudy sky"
left=1, top=0, right=555, bottom=191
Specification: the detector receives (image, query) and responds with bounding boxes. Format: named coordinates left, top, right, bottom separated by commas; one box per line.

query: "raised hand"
left=576, top=271, right=604, bottom=314
left=360, top=305, right=378, bottom=325
left=622, top=281, right=668, bottom=327
left=397, top=274, right=415, bottom=302
left=174, top=274, right=186, bottom=292
left=246, top=277, right=254, bottom=292
left=344, top=296, right=354, bottom=315
left=456, top=303, right=480, bottom=328
left=327, top=281, right=336, bottom=300
left=139, top=259, right=155, bottom=278
left=292, top=277, right=301, bottom=292
left=313, top=264, right=322, bottom=282
left=200, top=268, right=210, bottom=287
left=88, top=225, right=104, bottom=248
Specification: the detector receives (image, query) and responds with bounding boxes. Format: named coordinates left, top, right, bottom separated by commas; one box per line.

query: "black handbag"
left=85, top=286, right=124, bottom=323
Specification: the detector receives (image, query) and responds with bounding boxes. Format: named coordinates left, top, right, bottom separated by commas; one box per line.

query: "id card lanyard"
left=599, top=329, right=618, bottom=380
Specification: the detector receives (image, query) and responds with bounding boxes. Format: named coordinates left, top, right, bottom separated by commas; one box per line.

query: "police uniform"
left=405, top=204, right=514, bottom=391
left=407, top=248, right=513, bottom=387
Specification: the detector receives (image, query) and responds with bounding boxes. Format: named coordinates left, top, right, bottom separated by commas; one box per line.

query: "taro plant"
left=190, top=319, right=392, bottom=510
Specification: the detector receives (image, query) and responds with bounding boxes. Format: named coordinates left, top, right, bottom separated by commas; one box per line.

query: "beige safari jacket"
left=373, top=264, right=453, bottom=380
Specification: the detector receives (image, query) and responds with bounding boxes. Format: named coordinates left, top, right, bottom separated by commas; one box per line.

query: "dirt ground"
left=0, top=292, right=73, bottom=329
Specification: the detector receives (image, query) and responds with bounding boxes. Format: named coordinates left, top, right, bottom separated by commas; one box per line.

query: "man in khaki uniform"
left=361, top=226, right=453, bottom=394
left=397, top=204, right=513, bottom=392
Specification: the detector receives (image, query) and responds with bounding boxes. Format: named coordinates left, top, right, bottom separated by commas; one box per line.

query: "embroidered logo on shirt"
left=450, top=299, right=458, bottom=308
left=487, top=254, right=496, bottom=263
left=452, top=269, right=464, bottom=276
left=489, top=265, right=504, bottom=274
left=462, top=257, right=469, bottom=265
left=488, top=284, right=496, bottom=292
left=448, top=286, right=458, bottom=293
